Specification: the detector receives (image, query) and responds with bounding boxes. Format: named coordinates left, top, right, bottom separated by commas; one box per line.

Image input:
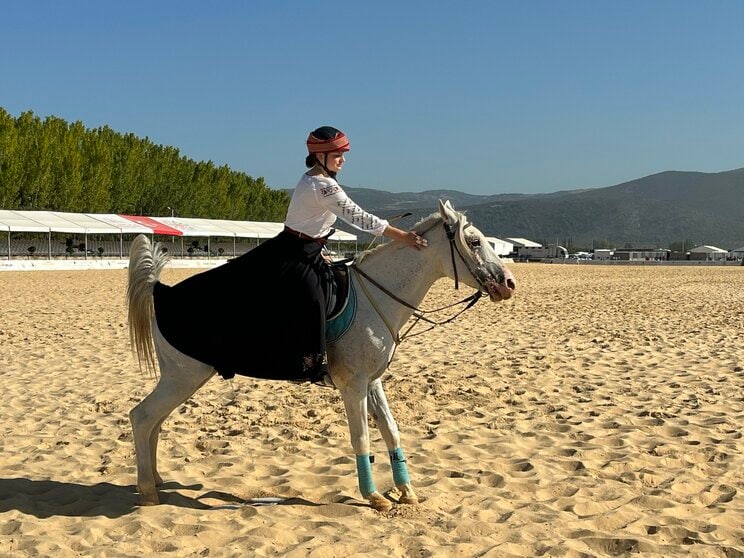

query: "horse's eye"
left=468, top=237, right=481, bottom=248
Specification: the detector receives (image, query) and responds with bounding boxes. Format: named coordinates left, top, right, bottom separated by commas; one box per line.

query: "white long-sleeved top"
left=284, top=174, right=389, bottom=238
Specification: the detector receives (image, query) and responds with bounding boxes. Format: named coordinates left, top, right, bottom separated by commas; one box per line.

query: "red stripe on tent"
left=119, top=215, right=184, bottom=236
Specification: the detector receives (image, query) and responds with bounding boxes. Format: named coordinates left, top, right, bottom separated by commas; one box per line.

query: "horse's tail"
left=126, top=234, right=170, bottom=376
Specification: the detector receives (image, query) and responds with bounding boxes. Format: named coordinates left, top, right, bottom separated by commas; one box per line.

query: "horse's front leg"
left=368, top=378, right=419, bottom=505
left=340, top=381, right=393, bottom=512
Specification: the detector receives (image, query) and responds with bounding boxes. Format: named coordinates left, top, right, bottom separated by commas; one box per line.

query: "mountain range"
left=333, top=168, right=744, bottom=250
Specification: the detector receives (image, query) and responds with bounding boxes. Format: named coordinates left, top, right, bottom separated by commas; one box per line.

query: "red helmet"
left=306, top=126, right=350, bottom=154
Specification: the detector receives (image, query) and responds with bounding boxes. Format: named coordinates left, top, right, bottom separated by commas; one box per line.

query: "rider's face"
left=321, top=151, right=346, bottom=174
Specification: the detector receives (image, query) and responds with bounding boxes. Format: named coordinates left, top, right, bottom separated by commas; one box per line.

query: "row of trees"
left=0, top=108, right=289, bottom=220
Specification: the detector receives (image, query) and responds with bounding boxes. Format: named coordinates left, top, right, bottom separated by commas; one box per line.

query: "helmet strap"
left=316, top=153, right=337, bottom=179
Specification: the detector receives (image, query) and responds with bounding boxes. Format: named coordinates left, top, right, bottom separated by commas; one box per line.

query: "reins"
left=352, top=265, right=482, bottom=341
left=349, top=217, right=486, bottom=367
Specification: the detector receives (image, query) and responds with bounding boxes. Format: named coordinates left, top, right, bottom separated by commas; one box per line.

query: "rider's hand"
left=403, top=231, right=427, bottom=250
left=384, top=226, right=427, bottom=250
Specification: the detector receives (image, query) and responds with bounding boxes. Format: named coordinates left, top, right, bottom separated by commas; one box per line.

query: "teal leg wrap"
left=389, top=448, right=410, bottom=486
left=356, top=454, right=376, bottom=497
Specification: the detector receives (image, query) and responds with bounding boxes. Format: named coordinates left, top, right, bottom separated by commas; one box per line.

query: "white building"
left=729, top=246, right=744, bottom=260
left=689, top=245, right=728, bottom=262
left=593, top=249, right=613, bottom=261
left=485, top=237, right=513, bottom=257
left=506, top=237, right=541, bottom=249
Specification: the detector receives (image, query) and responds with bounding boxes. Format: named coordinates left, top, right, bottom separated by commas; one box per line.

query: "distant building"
left=730, top=246, right=744, bottom=260
left=506, top=237, right=541, bottom=249
left=689, top=245, right=728, bottom=261
left=593, top=249, right=613, bottom=261
left=519, top=245, right=568, bottom=260
left=484, top=237, right=513, bottom=257
left=613, top=248, right=669, bottom=261
left=504, top=238, right=567, bottom=260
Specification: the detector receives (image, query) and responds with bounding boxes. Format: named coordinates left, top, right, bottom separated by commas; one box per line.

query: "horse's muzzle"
left=486, top=267, right=516, bottom=301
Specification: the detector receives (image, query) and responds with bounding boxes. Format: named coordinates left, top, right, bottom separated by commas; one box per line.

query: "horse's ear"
left=438, top=199, right=458, bottom=223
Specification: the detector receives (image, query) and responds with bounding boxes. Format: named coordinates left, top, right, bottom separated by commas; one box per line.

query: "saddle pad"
left=326, top=276, right=357, bottom=344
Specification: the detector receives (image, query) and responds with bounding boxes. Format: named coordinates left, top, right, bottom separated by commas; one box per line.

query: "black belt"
left=283, top=226, right=333, bottom=245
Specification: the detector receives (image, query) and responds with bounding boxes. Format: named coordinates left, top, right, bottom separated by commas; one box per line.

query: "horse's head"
left=433, top=200, right=516, bottom=301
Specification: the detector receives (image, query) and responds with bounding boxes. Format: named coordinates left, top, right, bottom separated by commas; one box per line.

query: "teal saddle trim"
left=326, top=276, right=357, bottom=344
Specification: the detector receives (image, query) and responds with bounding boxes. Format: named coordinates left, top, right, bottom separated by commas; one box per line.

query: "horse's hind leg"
left=129, top=324, right=213, bottom=505
left=368, top=378, right=419, bottom=505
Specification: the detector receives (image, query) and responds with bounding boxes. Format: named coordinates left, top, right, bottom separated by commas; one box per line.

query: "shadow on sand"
left=0, top=478, right=323, bottom=519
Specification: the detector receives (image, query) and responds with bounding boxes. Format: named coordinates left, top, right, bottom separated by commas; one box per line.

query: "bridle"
left=442, top=219, right=496, bottom=291
left=420, top=214, right=498, bottom=294
left=349, top=215, right=491, bottom=356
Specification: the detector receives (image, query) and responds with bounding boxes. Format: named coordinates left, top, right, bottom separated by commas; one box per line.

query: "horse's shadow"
left=0, top=478, right=322, bottom=519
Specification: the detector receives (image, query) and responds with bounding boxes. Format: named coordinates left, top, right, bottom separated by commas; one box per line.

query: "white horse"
left=127, top=200, right=515, bottom=511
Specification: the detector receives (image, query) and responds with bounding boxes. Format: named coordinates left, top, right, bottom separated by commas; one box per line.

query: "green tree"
left=0, top=107, right=290, bottom=220
left=80, top=126, right=114, bottom=212
left=16, top=111, right=48, bottom=208
left=0, top=108, right=22, bottom=207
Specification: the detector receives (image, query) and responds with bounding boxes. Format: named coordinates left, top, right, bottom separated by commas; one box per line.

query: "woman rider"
left=153, top=126, right=426, bottom=385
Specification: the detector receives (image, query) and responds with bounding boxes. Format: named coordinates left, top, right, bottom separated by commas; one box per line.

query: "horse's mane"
left=354, top=211, right=459, bottom=265
left=413, top=212, right=444, bottom=234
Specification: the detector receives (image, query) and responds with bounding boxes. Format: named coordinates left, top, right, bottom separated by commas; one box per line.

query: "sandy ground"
left=0, top=263, right=742, bottom=557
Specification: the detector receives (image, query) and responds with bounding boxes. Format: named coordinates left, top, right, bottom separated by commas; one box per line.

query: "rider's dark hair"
left=305, top=154, right=317, bottom=168
left=311, top=126, right=342, bottom=140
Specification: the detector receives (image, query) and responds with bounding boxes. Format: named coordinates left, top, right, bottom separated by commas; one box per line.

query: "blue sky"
left=2, top=1, right=743, bottom=195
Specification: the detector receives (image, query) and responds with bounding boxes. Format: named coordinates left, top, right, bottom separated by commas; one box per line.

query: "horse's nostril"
left=506, top=279, right=516, bottom=290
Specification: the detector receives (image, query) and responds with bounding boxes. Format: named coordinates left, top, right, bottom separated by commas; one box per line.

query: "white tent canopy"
left=16, top=211, right=89, bottom=234
left=327, top=229, right=357, bottom=242
left=86, top=213, right=152, bottom=234
left=0, top=210, right=52, bottom=233
left=155, top=216, right=239, bottom=238
left=59, top=212, right=123, bottom=234
left=221, top=220, right=284, bottom=239
left=1, top=210, right=358, bottom=260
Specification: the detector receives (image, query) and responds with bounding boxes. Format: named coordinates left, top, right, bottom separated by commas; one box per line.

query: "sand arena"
left=0, top=264, right=742, bottom=557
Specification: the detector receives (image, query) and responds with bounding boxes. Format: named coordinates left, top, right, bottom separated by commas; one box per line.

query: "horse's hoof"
left=138, top=490, right=160, bottom=506
left=369, top=491, right=393, bottom=512
left=398, top=493, right=419, bottom=505
left=397, top=484, right=419, bottom=505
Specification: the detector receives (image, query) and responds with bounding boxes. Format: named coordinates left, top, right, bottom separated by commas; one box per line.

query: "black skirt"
left=153, top=230, right=330, bottom=381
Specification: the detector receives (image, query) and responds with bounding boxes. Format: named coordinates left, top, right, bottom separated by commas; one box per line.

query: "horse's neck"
left=354, top=241, right=442, bottom=333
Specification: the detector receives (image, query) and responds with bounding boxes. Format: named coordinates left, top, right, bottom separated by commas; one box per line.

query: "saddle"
left=324, top=261, right=357, bottom=344
left=322, top=260, right=352, bottom=320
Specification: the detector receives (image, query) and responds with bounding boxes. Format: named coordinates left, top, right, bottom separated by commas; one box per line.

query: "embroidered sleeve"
left=318, top=182, right=388, bottom=236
